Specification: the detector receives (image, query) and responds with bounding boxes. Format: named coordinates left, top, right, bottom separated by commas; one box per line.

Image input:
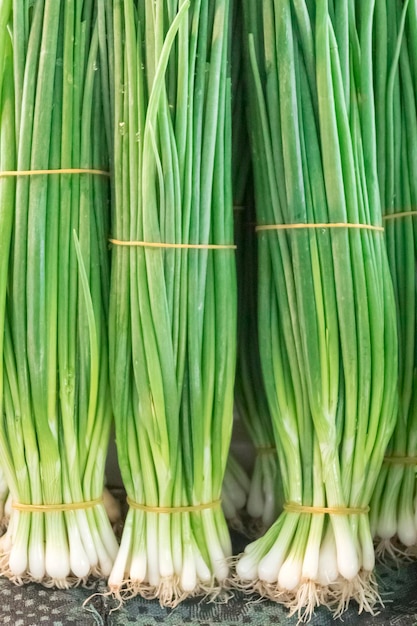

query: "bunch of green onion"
left=0, top=0, right=118, bottom=585
left=101, top=0, right=236, bottom=605
left=231, top=0, right=281, bottom=536
left=370, top=0, right=417, bottom=555
left=236, top=0, right=398, bottom=617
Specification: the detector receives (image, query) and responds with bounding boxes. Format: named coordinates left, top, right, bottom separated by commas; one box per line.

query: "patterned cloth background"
left=1, top=560, right=417, bottom=625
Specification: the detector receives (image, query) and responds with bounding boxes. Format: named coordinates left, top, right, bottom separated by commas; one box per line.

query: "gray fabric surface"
left=0, top=560, right=416, bottom=625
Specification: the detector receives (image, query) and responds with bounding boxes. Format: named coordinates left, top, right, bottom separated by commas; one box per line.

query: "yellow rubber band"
left=256, top=223, right=384, bottom=233
left=384, top=456, right=417, bottom=466
left=0, top=168, right=110, bottom=178
left=109, top=238, right=236, bottom=250
left=126, top=497, right=222, bottom=513
left=12, top=497, right=103, bottom=513
left=284, top=502, right=369, bottom=515
left=383, top=211, right=417, bottom=221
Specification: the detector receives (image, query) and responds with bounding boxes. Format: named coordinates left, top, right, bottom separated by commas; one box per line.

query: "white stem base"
left=108, top=506, right=231, bottom=607
left=0, top=501, right=119, bottom=587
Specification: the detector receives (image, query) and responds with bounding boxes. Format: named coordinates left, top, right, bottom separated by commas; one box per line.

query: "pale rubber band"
left=233, top=205, right=246, bottom=211
left=109, top=238, right=236, bottom=250
left=256, top=223, right=384, bottom=233
left=256, top=445, right=276, bottom=455
left=126, top=497, right=221, bottom=513
left=383, top=211, right=417, bottom=220
left=284, top=502, right=369, bottom=515
left=384, top=456, right=417, bottom=466
left=12, top=496, right=103, bottom=512
left=0, top=168, right=110, bottom=178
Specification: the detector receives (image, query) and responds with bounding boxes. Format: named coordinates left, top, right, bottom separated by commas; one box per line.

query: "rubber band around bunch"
left=12, top=496, right=103, bottom=512
left=109, top=238, right=236, bottom=250
left=126, top=497, right=222, bottom=513
left=256, top=222, right=384, bottom=233
left=284, top=502, right=370, bottom=515
left=0, top=168, right=110, bottom=177
left=383, top=455, right=417, bottom=466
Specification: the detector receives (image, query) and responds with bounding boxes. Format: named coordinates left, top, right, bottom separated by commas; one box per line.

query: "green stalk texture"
left=0, top=0, right=118, bottom=585
left=236, top=0, right=397, bottom=618
left=370, top=0, right=417, bottom=554
left=0, top=0, right=14, bottom=536
left=102, top=0, right=237, bottom=605
left=230, top=0, right=282, bottom=536
left=220, top=1, right=251, bottom=534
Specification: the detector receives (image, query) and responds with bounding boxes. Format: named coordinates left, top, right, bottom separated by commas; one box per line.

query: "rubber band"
left=256, top=223, right=384, bottom=233
left=126, top=497, right=221, bottom=513
left=109, top=238, right=236, bottom=250
left=12, top=497, right=103, bottom=512
left=383, top=211, right=417, bottom=221
left=256, top=445, right=277, bottom=455
left=384, top=456, right=417, bottom=466
left=284, top=502, right=369, bottom=515
left=233, top=205, right=247, bottom=211
left=0, top=168, right=110, bottom=178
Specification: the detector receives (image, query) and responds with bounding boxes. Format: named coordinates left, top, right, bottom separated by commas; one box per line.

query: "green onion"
left=236, top=1, right=397, bottom=617
left=0, top=0, right=13, bottom=536
left=231, top=0, right=282, bottom=536
left=0, top=464, right=10, bottom=534
left=102, top=0, right=237, bottom=605
left=370, top=0, right=417, bottom=556
left=222, top=452, right=251, bottom=531
left=234, top=203, right=282, bottom=535
left=0, top=0, right=118, bottom=585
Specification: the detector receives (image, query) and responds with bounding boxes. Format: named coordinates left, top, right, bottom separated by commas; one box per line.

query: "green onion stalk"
left=233, top=201, right=283, bottom=537
left=0, top=467, right=10, bottom=533
left=0, top=0, right=118, bottom=586
left=230, top=0, right=282, bottom=538
left=233, top=196, right=282, bottom=536
left=370, top=0, right=417, bottom=558
left=221, top=56, right=251, bottom=530
left=221, top=452, right=251, bottom=532
left=236, top=0, right=398, bottom=618
left=0, top=0, right=13, bottom=536
left=101, top=0, right=237, bottom=605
